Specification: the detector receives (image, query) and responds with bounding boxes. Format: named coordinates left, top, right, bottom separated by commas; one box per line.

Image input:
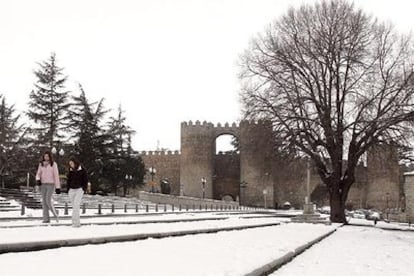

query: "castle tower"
left=365, top=145, right=400, bottom=210
left=239, top=120, right=274, bottom=207
left=180, top=121, right=215, bottom=198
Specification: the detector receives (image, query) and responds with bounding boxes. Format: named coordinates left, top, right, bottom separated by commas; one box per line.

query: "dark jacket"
left=67, top=166, right=88, bottom=191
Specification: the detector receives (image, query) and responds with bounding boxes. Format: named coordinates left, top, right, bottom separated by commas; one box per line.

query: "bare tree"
left=239, top=0, right=414, bottom=222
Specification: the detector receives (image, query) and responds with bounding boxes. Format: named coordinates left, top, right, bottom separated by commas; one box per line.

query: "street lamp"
left=148, top=167, right=156, bottom=193
left=51, top=141, right=64, bottom=169
left=240, top=181, right=248, bottom=206
left=263, top=189, right=268, bottom=209
left=201, top=177, right=206, bottom=199
left=124, top=174, right=133, bottom=196
left=386, top=192, right=390, bottom=221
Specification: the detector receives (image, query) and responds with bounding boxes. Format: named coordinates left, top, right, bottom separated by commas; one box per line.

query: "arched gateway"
left=180, top=120, right=274, bottom=206
left=139, top=120, right=401, bottom=210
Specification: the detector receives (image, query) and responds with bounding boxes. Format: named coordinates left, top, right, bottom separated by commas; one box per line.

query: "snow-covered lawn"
left=0, top=223, right=338, bottom=276
left=0, top=216, right=284, bottom=244
left=1, top=207, right=412, bottom=275
left=273, top=225, right=414, bottom=276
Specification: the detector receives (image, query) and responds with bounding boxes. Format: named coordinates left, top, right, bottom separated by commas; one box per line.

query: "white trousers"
left=68, top=188, right=84, bottom=227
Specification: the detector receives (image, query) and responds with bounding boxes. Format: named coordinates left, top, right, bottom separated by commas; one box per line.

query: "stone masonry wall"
left=140, top=151, right=181, bottom=195
left=240, top=120, right=274, bottom=207
left=213, top=152, right=240, bottom=201
left=404, top=173, right=414, bottom=222
left=366, top=145, right=401, bottom=210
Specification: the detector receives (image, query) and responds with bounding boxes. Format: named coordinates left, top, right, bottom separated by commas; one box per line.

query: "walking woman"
left=35, top=151, right=61, bottom=223
left=66, top=156, right=88, bottom=227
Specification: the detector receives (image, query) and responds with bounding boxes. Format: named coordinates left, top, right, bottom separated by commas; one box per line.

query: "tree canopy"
left=240, top=0, right=414, bottom=222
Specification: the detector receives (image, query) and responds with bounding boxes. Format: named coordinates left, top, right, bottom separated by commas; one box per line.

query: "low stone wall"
left=137, top=191, right=239, bottom=208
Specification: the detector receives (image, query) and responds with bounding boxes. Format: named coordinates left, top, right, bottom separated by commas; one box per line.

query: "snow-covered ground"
left=0, top=216, right=283, bottom=244
left=0, top=207, right=413, bottom=275
left=0, top=222, right=338, bottom=276
left=273, top=225, right=414, bottom=276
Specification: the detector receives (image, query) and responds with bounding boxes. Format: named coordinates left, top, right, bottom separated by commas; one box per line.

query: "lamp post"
left=240, top=181, right=247, bottom=206
left=148, top=167, right=156, bottom=193
left=124, top=174, right=132, bottom=196
left=201, top=177, right=206, bottom=199
left=51, top=141, right=64, bottom=169
left=386, top=192, right=390, bottom=221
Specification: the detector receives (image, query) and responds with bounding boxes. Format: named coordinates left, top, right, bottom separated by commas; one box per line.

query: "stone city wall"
left=404, top=172, right=414, bottom=222
left=139, top=150, right=181, bottom=195
left=137, top=191, right=239, bottom=208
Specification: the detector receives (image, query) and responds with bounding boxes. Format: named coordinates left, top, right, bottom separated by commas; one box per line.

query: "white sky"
left=0, top=0, right=413, bottom=151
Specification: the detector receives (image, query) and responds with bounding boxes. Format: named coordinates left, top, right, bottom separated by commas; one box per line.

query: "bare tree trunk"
left=329, top=188, right=347, bottom=223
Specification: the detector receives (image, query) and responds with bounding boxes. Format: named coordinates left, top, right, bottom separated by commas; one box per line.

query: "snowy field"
left=273, top=225, right=414, bottom=276
left=1, top=205, right=413, bottom=275
left=0, top=222, right=338, bottom=276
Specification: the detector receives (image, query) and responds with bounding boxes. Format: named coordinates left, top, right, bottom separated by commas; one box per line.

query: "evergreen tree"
left=68, top=84, right=108, bottom=191
left=0, top=95, right=27, bottom=187
left=27, top=53, right=71, bottom=147
left=102, top=106, right=145, bottom=195
left=106, top=105, right=135, bottom=156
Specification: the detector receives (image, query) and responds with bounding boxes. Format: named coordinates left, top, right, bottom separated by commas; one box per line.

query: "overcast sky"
left=0, top=0, right=413, bottom=151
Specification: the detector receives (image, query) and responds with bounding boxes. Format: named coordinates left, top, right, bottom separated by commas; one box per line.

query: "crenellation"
left=141, top=119, right=401, bottom=211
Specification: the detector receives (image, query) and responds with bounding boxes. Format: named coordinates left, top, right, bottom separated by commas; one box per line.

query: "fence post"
left=135, top=204, right=139, bottom=213
left=186, top=205, right=188, bottom=211
left=146, top=204, right=149, bottom=212
left=124, top=204, right=127, bottom=213
left=172, top=204, right=174, bottom=212
left=112, top=204, right=115, bottom=213
left=64, top=202, right=69, bottom=215
left=20, top=203, right=25, bottom=216
left=82, top=203, right=86, bottom=214
left=155, top=204, right=158, bottom=212
left=98, top=204, right=102, bottom=215
left=179, top=204, right=182, bottom=211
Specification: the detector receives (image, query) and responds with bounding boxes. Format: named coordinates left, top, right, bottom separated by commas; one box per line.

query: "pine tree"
left=106, top=105, right=135, bottom=156
left=0, top=95, right=26, bottom=188
left=27, top=53, right=71, bottom=147
left=102, top=105, right=145, bottom=195
left=68, top=84, right=108, bottom=191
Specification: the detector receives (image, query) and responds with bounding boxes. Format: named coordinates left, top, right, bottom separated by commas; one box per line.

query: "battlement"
left=215, top=151, right=240, bottom=156
left=181, top=120, right=271, bottom=128
left=239, top=119, right=272, bottom=126
left=181, top=121, right=239, bottom=128
left=139, top=150, right=181, bottom=156
left=181, top=120, right=214, bottom=128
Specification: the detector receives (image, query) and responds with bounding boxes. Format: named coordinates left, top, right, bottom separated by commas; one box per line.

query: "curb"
left=0, top=210, right=248, bottom=222
left=244, top=227, right=340, bottom=276
left=0, top=222, right=280, bottom=254
left=0, top=217, right=229, bottom=229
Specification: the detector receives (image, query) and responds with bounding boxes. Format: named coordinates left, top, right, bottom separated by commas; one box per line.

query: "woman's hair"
left=68, top=156, right=81, bottom=170
left=40, top=151, right=54, bottom=166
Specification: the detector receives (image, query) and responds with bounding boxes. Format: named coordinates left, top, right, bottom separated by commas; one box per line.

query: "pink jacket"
left=35, top=161, right=61, bottom=188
